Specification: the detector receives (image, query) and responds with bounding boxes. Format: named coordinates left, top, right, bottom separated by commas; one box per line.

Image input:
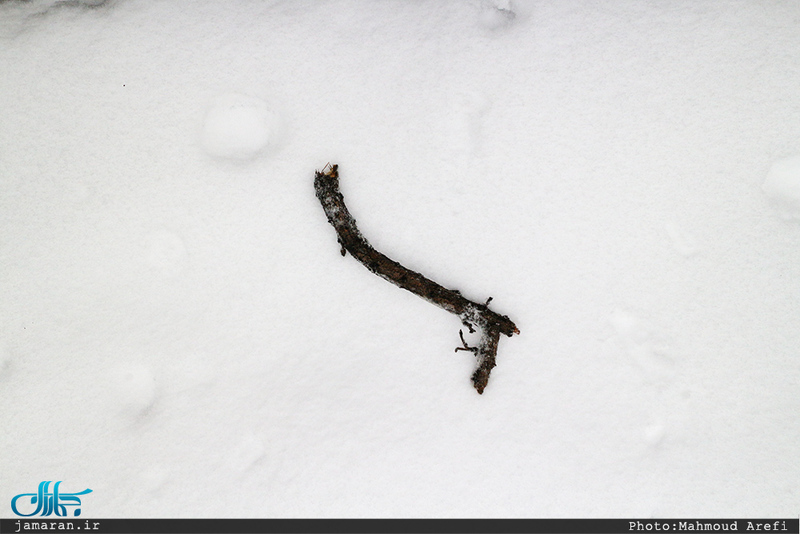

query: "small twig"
left=314, top=164, right=519, bottom=394
left=455, top=329, right=479, bottom=354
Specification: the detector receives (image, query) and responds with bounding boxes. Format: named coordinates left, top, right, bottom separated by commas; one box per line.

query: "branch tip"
left=314, top=163, right=519, bottom=394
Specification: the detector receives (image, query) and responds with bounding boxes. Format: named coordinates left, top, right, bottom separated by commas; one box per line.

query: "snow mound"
left=763, top=154, right=800, bottom=220
left=665, top=221, right=699, bottom=257
left=200, top=93, right=282, bottom=161
left=0, top=343, right=10, bottom=378
left=477, top=0, right=516, bottom=30
left=110, top=363, right=158, bottom=415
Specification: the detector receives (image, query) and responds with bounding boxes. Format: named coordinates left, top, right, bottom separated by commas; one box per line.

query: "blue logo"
left=11, top=481, right=92, bottom=517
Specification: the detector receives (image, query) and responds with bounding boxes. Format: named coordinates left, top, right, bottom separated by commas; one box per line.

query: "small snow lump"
left=763, top=154, right=800, bottom=220
left=201, top=93, right=281, bottom=161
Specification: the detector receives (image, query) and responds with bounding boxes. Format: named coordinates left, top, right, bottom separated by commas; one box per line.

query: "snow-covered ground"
left=1, top=0, right=799, bottom=518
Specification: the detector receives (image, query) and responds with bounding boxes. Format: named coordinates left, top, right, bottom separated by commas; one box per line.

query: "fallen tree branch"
left=314, top=164, right=519, bottom=394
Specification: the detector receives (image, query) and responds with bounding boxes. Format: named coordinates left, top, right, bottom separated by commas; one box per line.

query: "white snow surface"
left=764, top=154, right=800, bottom=220
left=201, top=93, right=282, bottom=161
left=1, top=0, right=799, bottom=518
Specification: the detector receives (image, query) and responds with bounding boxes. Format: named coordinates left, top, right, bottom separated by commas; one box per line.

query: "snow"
left=109, top=362, right=158, bottom=416
left=1, top=0, right=799, bottom=519
left=607, top=309, right=674, bottom=382
left=477, top=0, right=517, bottom=31
left=763, top=154, right=800, bottom=220
left=201, top=93, right=283, bottom=161
left=664, top=221, right=699, bottom=258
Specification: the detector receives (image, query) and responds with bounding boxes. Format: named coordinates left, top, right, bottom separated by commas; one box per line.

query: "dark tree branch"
left=314, top=164, right=519, bottom=394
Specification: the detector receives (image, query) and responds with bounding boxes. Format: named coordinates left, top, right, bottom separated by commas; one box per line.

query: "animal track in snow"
left=608, top=309, right=675, bottom=382
left=446, top=91, right=492, bottom=156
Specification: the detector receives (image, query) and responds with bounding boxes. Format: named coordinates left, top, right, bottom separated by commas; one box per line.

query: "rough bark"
left=314, top=164, right=519, bottom=394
